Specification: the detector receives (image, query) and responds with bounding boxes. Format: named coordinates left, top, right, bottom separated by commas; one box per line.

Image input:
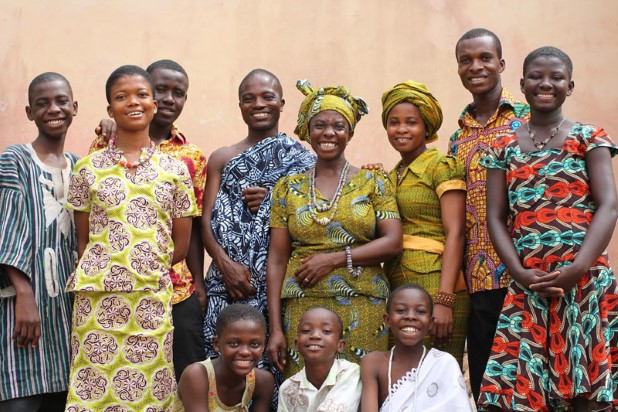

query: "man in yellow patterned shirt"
left=448, top=29, right=529, bottom=402
left=89, top=60, right=207, bottom=382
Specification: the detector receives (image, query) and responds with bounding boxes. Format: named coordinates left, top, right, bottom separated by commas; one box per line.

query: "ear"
left=153, top=100, right=158, bottom=114
left=336, top=339, right=346, bottom=354
left=348, top=130, right=354, bottom=142
left=567, top=80, right=575, bottom=96
left=107, top=104, right=114, bottom=119
left=72, top=101, right=79, bottom=116
left=212, top=336, right=219, bottom=353
left=25, top=105, right=33, bottom=121
left=280, top=98, right=285, bottom=112
left=499, top=58, right=506, bottom=74
left=520, top=78, right=525, bottom=94
left=184, top=93, right=188, bottom=103
left=384, top=312, right=390, bottom=329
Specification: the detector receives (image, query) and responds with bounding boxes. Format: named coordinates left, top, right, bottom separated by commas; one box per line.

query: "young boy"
left=278, top=307, right=361, bottom=412
left=0, top=72, right=78, bottom=411
left=361, top=285, right=471, bottom=411
left=174, top=304, right=274, bottom=411
left=89, top=59, right=207, bottom=382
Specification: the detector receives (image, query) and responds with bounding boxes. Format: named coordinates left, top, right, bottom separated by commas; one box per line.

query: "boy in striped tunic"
left=0, top=72, right=78, bottom=411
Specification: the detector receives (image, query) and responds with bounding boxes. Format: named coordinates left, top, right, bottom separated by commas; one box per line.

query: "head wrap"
left=381, top=80, right=443, bottom=143
left=294, top=79, right=369, bottom=143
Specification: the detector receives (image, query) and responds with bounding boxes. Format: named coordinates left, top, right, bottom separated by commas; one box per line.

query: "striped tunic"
left=0, top=144, right=77, bottom=400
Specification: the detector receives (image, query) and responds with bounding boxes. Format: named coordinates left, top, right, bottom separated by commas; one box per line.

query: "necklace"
left=526, top=117, right=566, bottom=150
left=108, top=137, right=156, bottom=168
left=308, top=161, right=350, bottom=226
left=387, top=345, right=427, bottom=412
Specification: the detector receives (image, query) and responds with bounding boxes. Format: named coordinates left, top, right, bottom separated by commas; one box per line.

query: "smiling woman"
left=266, top=80, right=403, bottom=378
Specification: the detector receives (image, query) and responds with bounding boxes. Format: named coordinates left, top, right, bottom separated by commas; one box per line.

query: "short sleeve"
left=270, top=176, right=290, bottom=229
left=370, top=170, right=400, bottom=221
left=0, top=152, right=33, bottom=285
left=432, top=155, right=466, bottom=198
left=67, top=158, right=94, bottom=212
left=480, top=134, right=512, bottom=171
left=586, top=126, right=618, bottom=157
left=191, top=150, right=207, bottom=215
left=88, top=135, right=107, bottom=154
left=171, top=162, right=198, bottom=219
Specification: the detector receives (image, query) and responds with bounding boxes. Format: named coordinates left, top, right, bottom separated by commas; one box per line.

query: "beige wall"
left=1, top=0, right=617, bottom=258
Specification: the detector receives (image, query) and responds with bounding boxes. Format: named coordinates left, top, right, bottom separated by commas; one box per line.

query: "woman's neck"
left=315, top=156, right=348, bottom=175
left=114, top=130, right=151, bottom=153
left=529, top=108, right=565, bottom=127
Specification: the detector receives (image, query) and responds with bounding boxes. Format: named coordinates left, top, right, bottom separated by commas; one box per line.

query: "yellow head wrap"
left=381, top=80, right=443, bottom=143
left=294, top=79, right=369, bottom=143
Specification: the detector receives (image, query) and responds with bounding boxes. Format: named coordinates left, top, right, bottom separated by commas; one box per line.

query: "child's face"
left=107, top=74, right=157, bottom=132
left=520, top=56, right=574, bottom=112
left=386, top=288, right=432, bottom=347
left=238, top=74, right=284, bottom=132
left=213, top=319, right=266, bottom=376
left=456, top=35, right=505, bottom=96
left=26, top=80, right=77, bottom=139
left=295, top=308, right=344, bottom=364
left=151, top=68, right=188, bottom=126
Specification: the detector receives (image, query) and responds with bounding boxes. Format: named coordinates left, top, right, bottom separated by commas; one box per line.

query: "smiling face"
left=309, top=110, right=352, bottom=161
left=107, top=75, right=157, bottom=133
left=521, top=55, right=573, bottom=113
left=151, top=68, right=188, bottom=126
left=213, top=319, right=266, bottom=377
left=26, top=79, right=77, bottom=139
left=385, top=102, right=427, bottom=160
left=386, top=288, right=432, bottom=348
left=238, top=73, right=284, bottom=135
left=456, top=35, right=505, bottom=97
left=295, top=308, right=345, bottom=365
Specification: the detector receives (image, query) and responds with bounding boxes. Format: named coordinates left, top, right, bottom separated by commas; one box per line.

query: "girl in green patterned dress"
left=266, top=80, right=402, bottom=378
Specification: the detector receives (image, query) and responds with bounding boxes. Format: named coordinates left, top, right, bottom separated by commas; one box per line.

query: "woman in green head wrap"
left=266, top=80, right=402, bottom=378
left=381, top=80, right=470, bottom=367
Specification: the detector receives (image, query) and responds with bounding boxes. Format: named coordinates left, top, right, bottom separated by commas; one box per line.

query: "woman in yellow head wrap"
left=381, top=80, right=470, bottom=367
left=266, top=80, right=402, bottom=379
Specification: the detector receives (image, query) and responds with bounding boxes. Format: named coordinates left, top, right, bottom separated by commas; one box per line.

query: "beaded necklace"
left=108, top=137, right=156, bottom=168
left=527, top=117, right=565, bottom=150
left=308, top=161, right=350, bottom=226
left=387, top=345, right=427, bottom=412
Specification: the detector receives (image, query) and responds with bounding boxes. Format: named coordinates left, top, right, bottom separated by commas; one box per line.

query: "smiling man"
left=448, top=28, right=530, bottom=402
left=201, top=69, right=315, bottom=397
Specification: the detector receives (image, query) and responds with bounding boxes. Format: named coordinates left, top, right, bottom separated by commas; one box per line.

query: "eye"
left=174, top=90, right=186, bottom=98
left=482, top=56, right=492, bottom=62
left=114, top=94, right=125, bottom=101
left=156, top=87, right=166, bottom=93
left=264, top=94, right=276, bottom=101
left=300, top=329, right=311, bottom=334
left=139, top=92, right=150, bottom=98
left=459, top=57, right=470, bottom=64
left=312, top=123, right=325, bottom=130
left=250, top=341, right=262, bottom=348
left=228, top=341, right=239, bottom=347
left=395, top=308, right=406, bottom=314
left=334, top=124, right=346, bottom=132
left=322, top=329, right=332, bottom=335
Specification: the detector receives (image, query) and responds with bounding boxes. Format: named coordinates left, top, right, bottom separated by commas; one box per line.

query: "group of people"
left=0, top=26, right=616, bottom=412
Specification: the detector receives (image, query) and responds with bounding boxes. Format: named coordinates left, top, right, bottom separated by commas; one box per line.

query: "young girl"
left=174, top=304, right=274, bottom=411
left=478, top=47, right=618, bottom=411
left=360, top=285, right=471, bottom=411
left=381, top=80, right=469, bottom=366
left=65, top=65, right=196, bottom=410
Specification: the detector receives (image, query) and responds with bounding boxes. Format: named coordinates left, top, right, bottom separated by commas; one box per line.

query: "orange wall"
left=1, top=0, right=617, bottom=258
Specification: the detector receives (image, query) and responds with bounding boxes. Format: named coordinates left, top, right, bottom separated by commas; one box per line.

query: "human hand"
left=242, top=186, right=268, bottom=213
left=219, top=259, right=256, bottom=301
left=294, top=254, right=337, bottom=288
left=529, top=266, right=584, bottom=298
left=361, top=163, right=384, bottom=171
left=267, top=329, right=287, bottom=372
left=430, top=304, right=453, bottom=347
left=94, top=118, right=117, bottom=141
left=194, top=286, right=207, bottom=316
left=13, top=291, right=41, bottom=348
left=515, top=268, right=564, bottom=299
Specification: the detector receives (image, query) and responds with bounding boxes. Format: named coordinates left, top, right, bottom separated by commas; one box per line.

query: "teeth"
left=234, top=360, right=253, bottom=366
left=319, top=143, right=336, bottom=148
left=46, top=119, right=64, bottom=125
left=253, top=113, right=269, bottom=118
left=307, top=345, right=322, bottom=349
left=401, top=327, right=419, bottom=333
left=470, top=77, right=485, bottom=82
left=396, top=138, right=410, bottom=142
left=537, top=94, right=554, bottom=98
left=128, top=111, right=143, bottom=116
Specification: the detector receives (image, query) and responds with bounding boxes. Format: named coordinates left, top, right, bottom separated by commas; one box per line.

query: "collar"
left=458, top=88, right=519, bottom=128
left=295, top=359, right=343, bottom=391
left=159, top=123, right=186, bottom=146
left=396, top=148, right=438, bottom=179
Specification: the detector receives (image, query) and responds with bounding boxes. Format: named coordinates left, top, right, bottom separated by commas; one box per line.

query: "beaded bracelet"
left=434, top=291, right=456, bottom=308
left=345, top=246, right=362, bottom=277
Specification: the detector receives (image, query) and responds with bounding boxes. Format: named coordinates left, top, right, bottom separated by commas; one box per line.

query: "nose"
left=238, top=344, right=251, bottom=355
left=470, top=58, right=483, bottom=71
left=539, top=76, right=553, bottom=89
left=160, top=90, right=173, bottom=105
left=48, top=101, right=61, bottom=113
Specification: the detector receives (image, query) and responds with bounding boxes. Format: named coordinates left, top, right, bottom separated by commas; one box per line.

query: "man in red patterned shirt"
left=90, top=60, right=207, bottom=381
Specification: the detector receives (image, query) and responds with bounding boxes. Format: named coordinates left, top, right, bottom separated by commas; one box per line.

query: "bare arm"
left=431, top=189, right=465, bottom=345
left=186, top=217, right=206, bottom=313
left=201, top=149, right=255, bottom=300
left=265, top=227, right=292, bottom=371
left=177, top=362, right=210, bottom=412
left=172, top=217, right=193, bottom=265
left=360, top=353, right=381, bottom=412
left=251, top=369, right=275, bottom=412
left=4, top=266, right=40, bottom=348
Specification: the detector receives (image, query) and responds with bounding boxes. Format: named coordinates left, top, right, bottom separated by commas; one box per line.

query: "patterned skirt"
left=282, top=296, right=388, bottom=378
left=478, top=266, right=618, bottom=411
left=65, top=289, right=176, bottom=412
left=389, top=267, right=470, bottom=368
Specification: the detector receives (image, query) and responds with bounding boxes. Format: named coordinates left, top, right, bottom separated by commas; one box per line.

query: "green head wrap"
left=294, top=79, right=369, bottom=143
left=381, top=80, right=443, bottom=143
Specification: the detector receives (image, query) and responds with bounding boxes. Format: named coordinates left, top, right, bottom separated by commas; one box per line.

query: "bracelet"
left=434, top=291, right=456, bottom=308
left=345, top=246, right=362, bottom=277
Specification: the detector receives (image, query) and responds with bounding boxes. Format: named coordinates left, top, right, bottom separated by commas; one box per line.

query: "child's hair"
left=105, top=65, right=155, bottom=104
left=238, top=68, right=283, bottom=98
left=146, top=59, right=188, bottom=79
left=300, top=306, right=344, bottom=339
left=386, top=284, right=434, bottom=313
left=523, top=46, right=573, bottom=77
left=28, top=72, right=72, bottom=105
left=455, top=27, right=503, bottom=59
left=215, top=304, right=266, bottom=336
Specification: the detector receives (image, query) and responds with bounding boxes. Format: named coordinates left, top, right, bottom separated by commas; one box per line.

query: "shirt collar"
left=397, top=148, right=437, bottom=179
left=458, top=87, right=518, bottom=128
left=295, top=359, right=342, bottom=391
left=159, top=123, right=186, bottom=146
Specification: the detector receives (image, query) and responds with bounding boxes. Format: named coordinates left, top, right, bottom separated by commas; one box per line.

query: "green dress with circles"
left=271, top=169, right=399, bottom=377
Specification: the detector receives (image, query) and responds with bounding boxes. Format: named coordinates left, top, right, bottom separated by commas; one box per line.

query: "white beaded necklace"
left=308, top=161, right=350, bottom=226
left=387, top=345, right=427, bottom=412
